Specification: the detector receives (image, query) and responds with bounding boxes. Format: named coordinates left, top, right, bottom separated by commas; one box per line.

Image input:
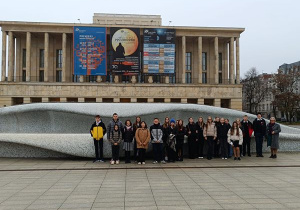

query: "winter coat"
left=135, top=128, right=151, bottom=149
left=195, top=122, right=205, bottom=140
left=227, top=128, right=243, bottom=145
left=107, top=119, right=123, bottom=139
left=109, top=129, right=122, bottom=145
left=253, top=118, right=266, bottom=135
left=150, top=123, right=163, bottom=143
left=123, top=126, right=134, bottom=143
left=203, top=123, right=217, bottom=138
left=266, top=123, right=281, bottom=146
left=90, top=121, right=106, bottom=140
left=176, top=126, right=186, bottom=145
left=240, top=120, right=253, bottom=137
left=217, top=123, right=230, bottom=139
left=186, top=122, right=198, bottom=140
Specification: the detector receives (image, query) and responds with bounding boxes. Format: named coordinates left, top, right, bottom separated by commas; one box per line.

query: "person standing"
left=240, top=115, right=253, bottom=157
left=196, top=117, right=205, bottom=159
left=225, top=119, right=232, bottom=158
left=203, top=116, right=217, bottom=160
left=266, top=117, right=281, bottom=159
left=162, top=117, right=170, bottom=161
left=133, top=116, right=142, bottom=161
left=186, top=117, right=198, bottom=159
left=214, top=117, right=221, bottom=157
left=90, top=115, right=107, bottom=163
left=217, top=118, right=230, bottom=159
left=150, top=118, right=165, bottom=164
left=123, top=120, right=134, bottom=163
left=253, top=113, right=267, bottom=157
left=167, top=119, right=177, bottom=162
left=109, top=124, right=123, bottom=165
left=227, top=121, right=243, bottom=160
left=135, top=121, right=151, bottom=164
left=176, top=119, right=185, bottom=161
left=107, top=113, right=123, bottom=140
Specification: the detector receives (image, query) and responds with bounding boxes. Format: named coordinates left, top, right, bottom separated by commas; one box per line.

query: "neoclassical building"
left=0, top=13, right=244, bottom=110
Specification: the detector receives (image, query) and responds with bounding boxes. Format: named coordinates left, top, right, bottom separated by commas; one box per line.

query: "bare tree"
left=241, top=67, right=269, bottom=114
left=272, top=66, right=300, bottom=122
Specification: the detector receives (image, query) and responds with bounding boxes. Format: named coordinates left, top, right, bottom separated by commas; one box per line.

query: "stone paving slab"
left=0, top=153, right=300, bottom=209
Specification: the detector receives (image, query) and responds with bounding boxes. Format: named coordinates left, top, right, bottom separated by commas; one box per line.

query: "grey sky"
left=0, top=0, right=299, bottom=77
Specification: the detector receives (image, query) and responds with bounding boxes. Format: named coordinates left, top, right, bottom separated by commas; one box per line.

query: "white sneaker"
left=111, top=160, right=115, bottom=165
left=165, top=157, right=168, bottom=161
left=138, top=162, right=141, bottom=165
left=153, top=161, right=158, bottom=164
left=161, top=160, right=166, bottom=164
left=225, top=158, right=228, bottom=160
left=222, top=158, right=225, bottom=160
left=198, top=157, right=204, bottom=159
left=116, top=160, right=119, bottom=165
left=142, top=162, right=145, bottom=165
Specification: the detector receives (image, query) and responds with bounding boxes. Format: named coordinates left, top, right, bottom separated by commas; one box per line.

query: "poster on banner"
left=73, top=26, right=106, bottom=76
left=110, top=28, right=140, bottom=74
left=143, top=28, right=175, bottom=74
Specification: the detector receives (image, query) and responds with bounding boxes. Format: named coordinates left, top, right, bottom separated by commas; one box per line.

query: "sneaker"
left=161, top=160, right=166, bottom=164
left=238, top=157, right=241, bottom=160
left=165, top=157, right=168, bottom=161
left=225, top=158, right=228, bottom=160
left=116, top=160, right=120, bottom=165
left=142, top=162, right=146, bottom=165
left=100, top=160, right=105, bottom=163
left=138, top=162, right=141, bottom=165
left=222, top=157, right=225, bottom=160
left=111, top=160, right=115, bottom=165
left=198, top=157, right=204, bottom=159
left=153, top=161, right=158, bottom=164
left=93, top=159, right=99, bottom=163
left=269, top=155, right=274, bottom=158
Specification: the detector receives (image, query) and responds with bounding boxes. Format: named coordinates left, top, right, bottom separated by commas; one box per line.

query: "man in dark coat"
left=241, top=115, right=253, bottom=157
left=253, top=113, right=266, bottom=157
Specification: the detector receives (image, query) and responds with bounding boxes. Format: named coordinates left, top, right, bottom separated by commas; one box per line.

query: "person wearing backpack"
left=109, top=124, right=123, bottom=165
left=90, top=115, right=106, bottom=163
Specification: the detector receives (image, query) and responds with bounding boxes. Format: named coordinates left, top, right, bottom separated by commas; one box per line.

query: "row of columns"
left=1, top=31, right=240, bottom=84
left=1, top=31, right=67, bottom=82
left=180, top=36, right=240, bottom=84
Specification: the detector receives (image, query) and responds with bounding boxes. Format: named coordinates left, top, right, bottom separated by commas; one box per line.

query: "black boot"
left=269, top=154, right=274, bottom=158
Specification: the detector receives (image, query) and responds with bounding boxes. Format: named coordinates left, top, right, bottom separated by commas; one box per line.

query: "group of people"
left=90, top=112, right=281, bottom=165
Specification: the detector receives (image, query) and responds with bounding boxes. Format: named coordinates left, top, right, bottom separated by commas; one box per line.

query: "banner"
left=73, top=26, right=106, bottom=75
left=110, top=28, right=140, bottom=74
left=143, top=28, right=176, bottom=74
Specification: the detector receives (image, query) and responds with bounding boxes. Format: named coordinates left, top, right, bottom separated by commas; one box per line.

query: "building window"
left=56, top=49, right=63, bottom=68
left=185, top=72, right=192, bottom=84
left=39, top=70, right=44, bottom=82
left=219, top=72, right=222, bottom=84
left=22, top=70, right=26, bottom=82
left=218, top=53, right=222, bottom=71
left=186, top=52, right=192, bottom=71
left=202, top=72, right=207, bottom=84
left=202, top=52, right=207, bottom=70
left=56, top=70, right=62, bottom=82
left=40, top=49, right=45, bottom=68
left=22, top=49, right=26, bottom=68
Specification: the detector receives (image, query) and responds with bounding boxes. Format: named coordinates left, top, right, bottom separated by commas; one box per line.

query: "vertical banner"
left=73, top=26, right=107, bottom=75
left=110, top=28, right=140, bottom=74
left=143, top=28, right=176, bottom=74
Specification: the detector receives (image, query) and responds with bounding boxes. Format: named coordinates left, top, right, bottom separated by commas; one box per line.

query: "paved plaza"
left=0, top=153, right=300, bottom=210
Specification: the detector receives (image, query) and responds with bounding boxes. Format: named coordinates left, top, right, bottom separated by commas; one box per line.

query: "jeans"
left=207, top=136, right=214, bottom=159
left=219, top=137, right=228, bottom=158
left=138, top=148, right=146, bottom=163
left=243, top=135, right=251, bottom=156
left=255, top=133, right=264, bottom=156
left=152, top=143, right=163, bottom=162
left=94, top=139, right=103, bottom=160
left=111, top=145, right=120, bottom=161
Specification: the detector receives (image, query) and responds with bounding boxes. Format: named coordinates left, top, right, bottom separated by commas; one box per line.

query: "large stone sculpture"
left=0, top=103, right=299, bottom=158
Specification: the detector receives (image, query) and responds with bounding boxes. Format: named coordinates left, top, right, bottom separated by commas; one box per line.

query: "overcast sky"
left=0, top=0, right=299, bottom=77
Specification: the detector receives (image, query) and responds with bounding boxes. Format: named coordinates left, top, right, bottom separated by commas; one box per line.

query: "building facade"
left=0, top=14, right=244, bottom=110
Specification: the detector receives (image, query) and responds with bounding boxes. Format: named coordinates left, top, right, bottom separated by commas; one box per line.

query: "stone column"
left=26, top=32, right=31, bottom=82
left=7, top=31, right=14, bottom=82
left=198, top=36, right=202, bottom=84
left=44, top=33, right=49, bottom=82
left=181, top=36, right=186, bottom=83
left=1, top=31, right=6, bottom=82
left=165, top=76, right=169, bottom=84
left=229, top=37, right=235, bottom=84
left=224, top=41, right=229, bottom=84
left=62, top=33, right=67, bottom=82
left=214, top=37, right=219, bottom=84
left=236, top=37, right=240, bottom=84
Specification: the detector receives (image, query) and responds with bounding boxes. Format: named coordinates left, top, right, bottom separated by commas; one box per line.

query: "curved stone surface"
left=0, top=103, right=299, bottom=158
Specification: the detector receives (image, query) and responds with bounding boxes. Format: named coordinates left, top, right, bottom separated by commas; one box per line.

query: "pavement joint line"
left=1, top=165, right=300, bottom=172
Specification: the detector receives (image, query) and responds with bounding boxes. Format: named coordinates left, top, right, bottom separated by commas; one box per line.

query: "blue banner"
left=143, top=29, right=175, bottom=74
left=74, top=27, right=106, bottom=75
